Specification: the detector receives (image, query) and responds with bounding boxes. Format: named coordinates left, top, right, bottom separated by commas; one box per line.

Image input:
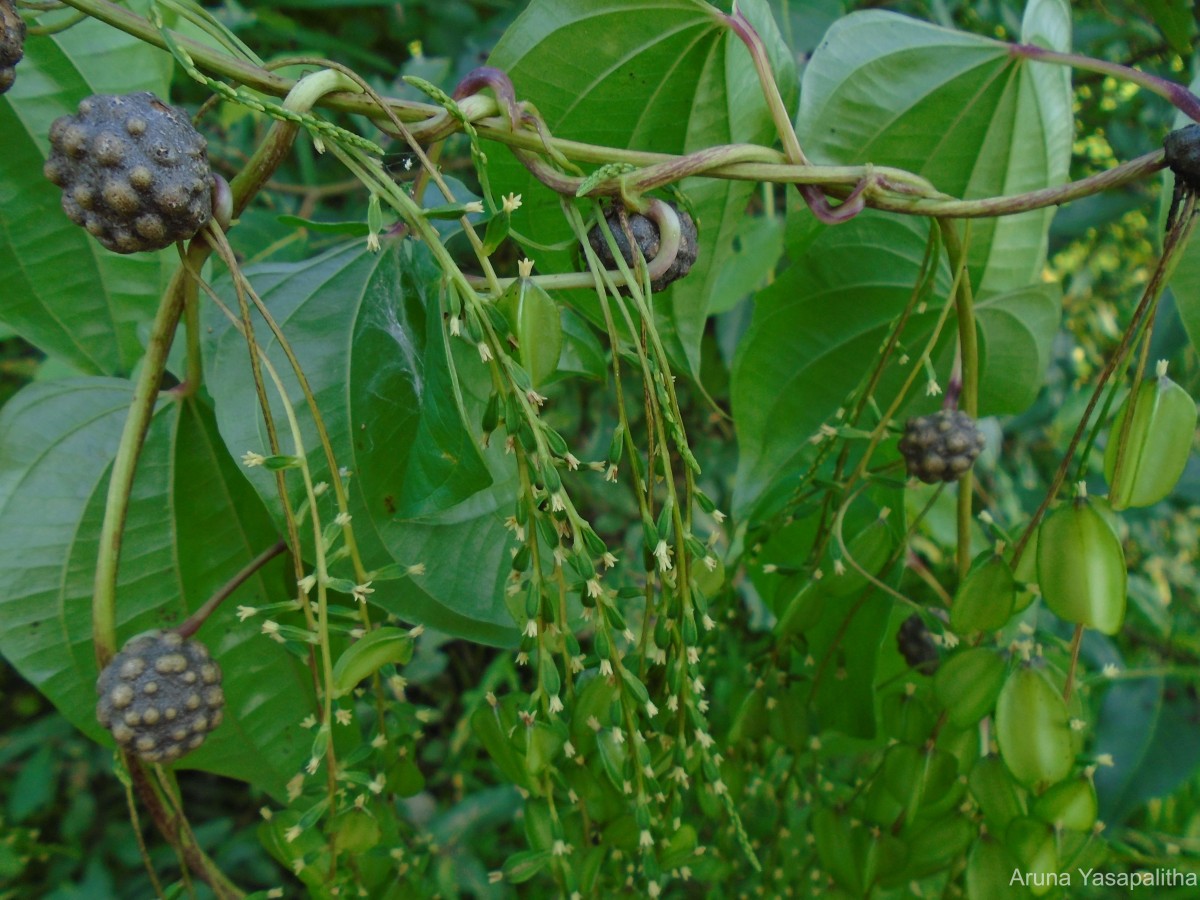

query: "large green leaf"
left=0, top=379, right=313, bottom=799
left=204, top=239, right=519, bottom=645
left=973, top=283, right=1060, bottom=412
left=707, top=212, right=785, bottom=315
left=486, top=0, right=794, bottom=376
left=1094, top=677, right=1200, bottom=825
left=0, top=14, right=175, bottom=375
left=794, top=0, right=1072, bottom=297
left=730, top=210, right=1059, bottom=520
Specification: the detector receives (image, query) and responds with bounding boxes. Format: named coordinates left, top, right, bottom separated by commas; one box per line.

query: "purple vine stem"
left=942, top=366, right=963, bottom=412
left=1011, top=43, right=1200, bottom=124
left=800, top=179, right=868, bottom=224
left=725, top=8, right=866, bottom=224
left=453, top=66, right=522, bottom=129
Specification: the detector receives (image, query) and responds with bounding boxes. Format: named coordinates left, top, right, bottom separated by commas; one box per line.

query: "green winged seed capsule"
left=497, top=266, right=563, bottom=388
left=950, top=550, right=1016, bottom=634
left=1037, top=488, right=1127, bottom=635
left=502, top=849, right=553, bottom=885
left=773, top=578, right=826, bottom=640
left=729, top=686, right=768, bottom=743
left=870, top=832, right=910, bottom=883
left=1104, top=361, right=1197, bottom=509
left=934, top=647, right=1007, bottom=729
left=883, top=812, right=972, bottom=884
left=1033, top=776, right=1097, bottom=832
left=1011, top=524, right=1039, bottom=586
left=812, top=806, right=866, bottom=895
left=332, top=809, right=381, bottom=853
left=524, top=721, right=564, bottom=777
left=767, top=681, right=811, bottom=751
left=995, top=665, right=1074, bottom=788
left=824, top=515, right=895, bottom=598
left=880, top=690, right=936, bottom=744
left=881, top=743, right=922, bottom=806
left=883, top=744, right=957, bottom=813
left=968, top=755, right=1025, bottom=834
left=331, top=627, right=413, bottom=698
left=968, top=835, right=1029, bottom=900
left=1005, top=816, right=1058, bottom=897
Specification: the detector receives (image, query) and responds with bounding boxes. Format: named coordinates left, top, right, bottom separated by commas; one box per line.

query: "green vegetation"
left=2, top=0, right=1200, bottom=897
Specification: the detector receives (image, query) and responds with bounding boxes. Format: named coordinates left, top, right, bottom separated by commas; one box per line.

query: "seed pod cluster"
left=96, top=630, right=224, bottom=763
left=898, top=409, right=985, bottom=483
left=0, top=0, right=24, bottom=95
left=587, top=201, right=698, bottom=291
left=44, top=92, right=214, bottom=253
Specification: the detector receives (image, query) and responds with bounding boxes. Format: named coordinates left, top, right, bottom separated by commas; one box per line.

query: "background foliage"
left=2, top=0, right=1200, bottom=897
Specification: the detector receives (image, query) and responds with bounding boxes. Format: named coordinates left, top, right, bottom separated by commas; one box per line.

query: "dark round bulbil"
left=0, top=0, right=25, bottom=95
left=587, top=201, right=698, bottom=291
left=897, top=613, right=939, bottom=674
left=1164, top=124, right=1200, bottom=192
left=898, top=408, right=986, bottom=484
left=96, top=630, right=225, bottom=764
left=44, top=92, right=214, bottom=253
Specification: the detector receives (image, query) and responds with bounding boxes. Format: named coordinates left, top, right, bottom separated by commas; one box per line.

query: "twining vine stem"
left=939, top=221, right=980, bottom=582
left=91, top=247, right=204, bottom=667
left=47, top=0, right=1192, bottom=237
left=88, top=64, right=363, bottom=898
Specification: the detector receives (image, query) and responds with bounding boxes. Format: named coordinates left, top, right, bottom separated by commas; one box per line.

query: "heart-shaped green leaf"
left=204, top=239, right=519, bottom=645
left=0, top=379, right=314, bottom=798
left=795, top=0, right=1072, bottom=296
